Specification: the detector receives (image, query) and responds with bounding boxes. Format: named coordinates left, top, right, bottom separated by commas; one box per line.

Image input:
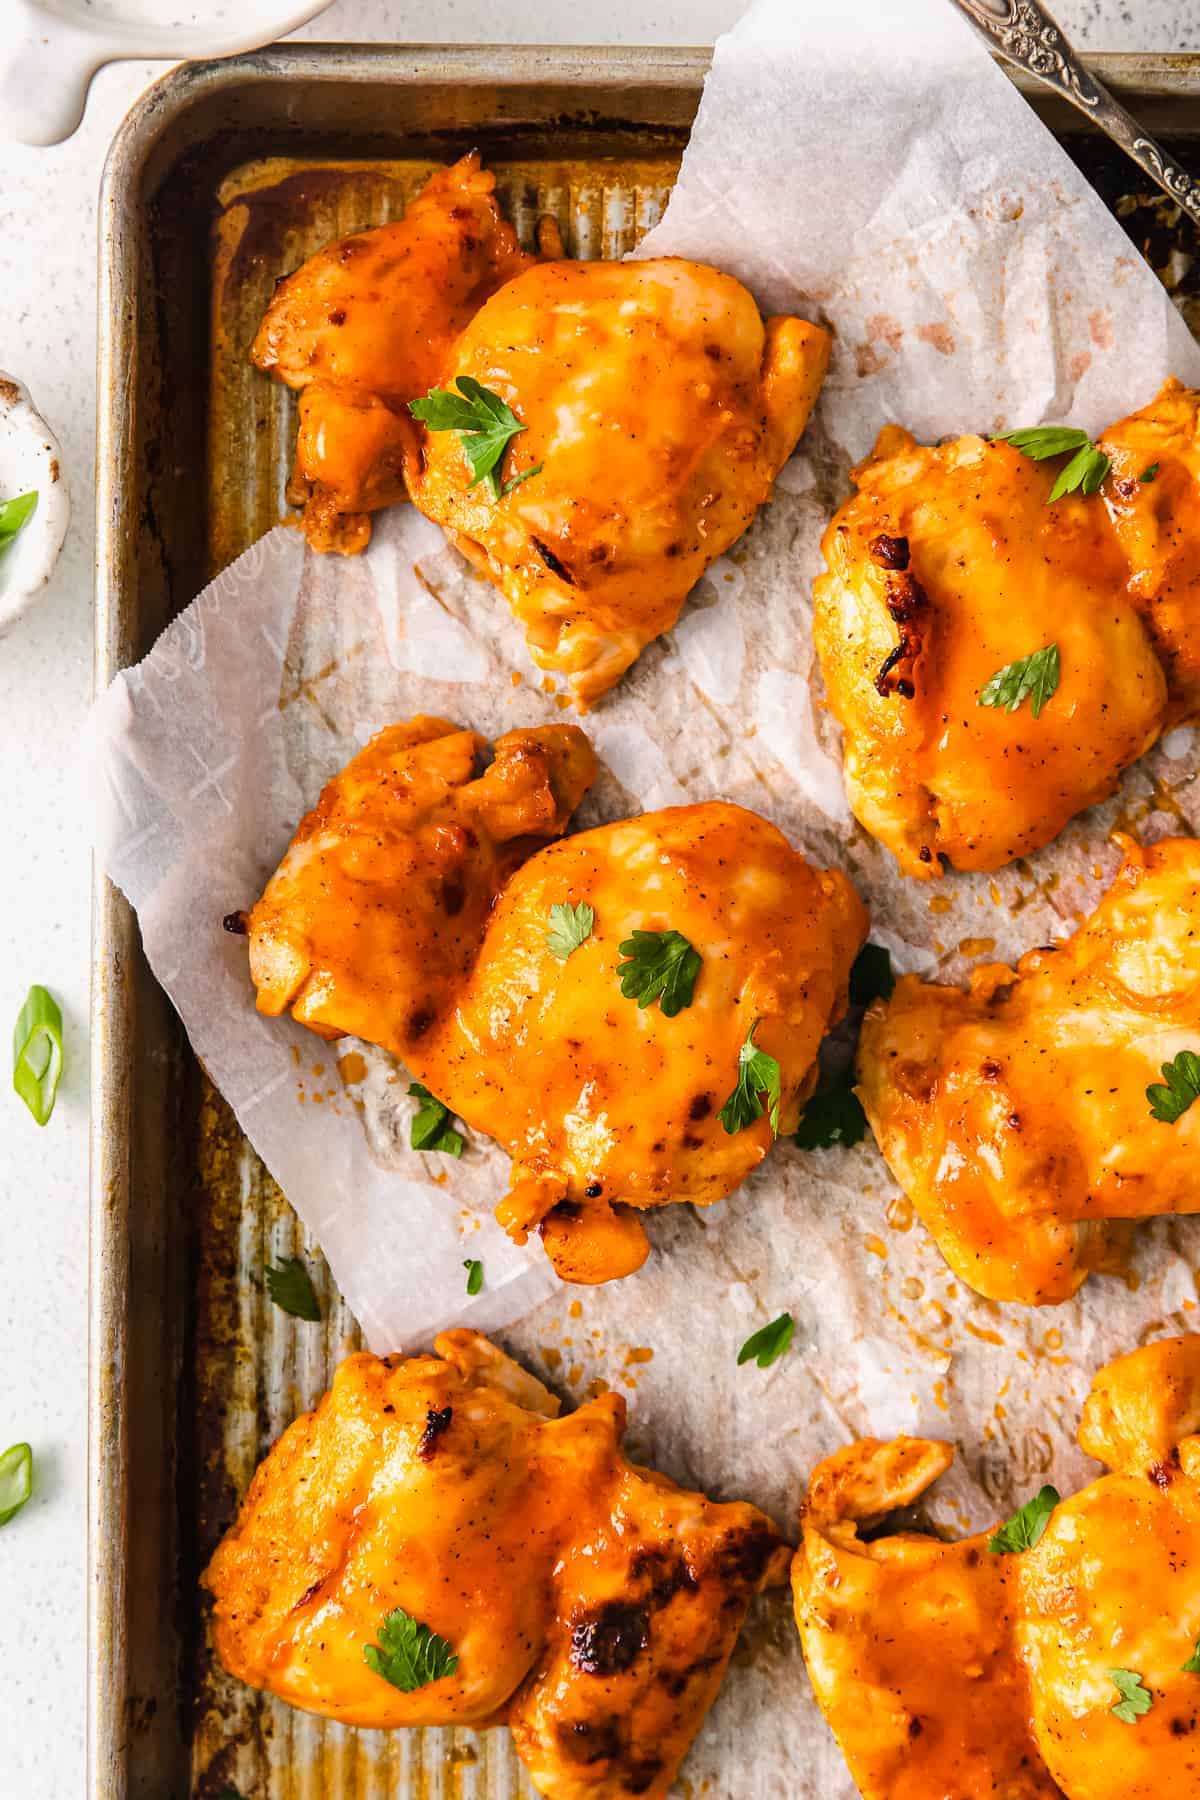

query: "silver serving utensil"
left=950, top=0, right=1200, bottom=229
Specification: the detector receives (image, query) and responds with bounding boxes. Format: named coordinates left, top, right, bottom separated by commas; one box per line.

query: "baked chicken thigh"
left=247, top=716, right=597, bottom=1058
left=795, top=1436, right=1054, bottom=1800
left=1100, top=376, right=1200, bottom=718
left=251, top=155, right=531, bottom=553
left=857, top=835, right=1200, bottom=1305
left=407, top=259, right=830, bottom=704
left=793, top=1334, right=1200, bottom=1800
left=245, top=717, right=867, bottom=1283
left=252, top=154, right=829, bottom=701
left=413, top=798, right=867, bottom=1283
left=813, top=378, right=1200, bottom=878
left=204, top=1330, right=787, bottom=1800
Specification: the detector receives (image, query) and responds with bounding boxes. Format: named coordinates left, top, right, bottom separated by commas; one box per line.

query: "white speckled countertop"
left=0, top=0, right=1195, bottom=1789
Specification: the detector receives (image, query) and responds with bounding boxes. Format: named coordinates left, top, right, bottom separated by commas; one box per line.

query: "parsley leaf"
left=1146, top=1050, right=1200, bottom=1124
left=737, top=1313, right=795, bottom=1369
left=1182, top=1639, right=1200, bottom=1674
left=987, top=1485, right=1060, bottom=1555
left=979, top=644, right=1060, bottom=720
left=795, top=1080, right=867, bottom=1150
left=463, top=1258, right=483, bottom=1296
left=265, top=1257, right=321, bottom=1322
left=997, top=425, right=1111, bottom=501
left=1109, top=1667, right=1152, bottom=1723
left=409, top=377, right=529, bottom=500
left=0, top=1442, right=33, bottom=1527
left=717, top=1020, right=782, bottom=1136
left=0, top=490, right=37, bottom=548
left=364, top=1607, right=459, bottom=1692
left=409, top=1082, right=466, bottom=1156
left=546, top=901, right=594, bottom=962
left=617, top=929, right=701, bottom=1017
left=1139, top=462, right=1159, bottom=483
left=998, top=424, right=1093, bottom=459
left=849, top=942, right=895, bottom=1006
left=1047, top=443, right=1111, bottom=500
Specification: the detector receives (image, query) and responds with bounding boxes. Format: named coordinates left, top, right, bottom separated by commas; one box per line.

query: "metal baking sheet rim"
left=89, top=43, right=1200, bottom=1800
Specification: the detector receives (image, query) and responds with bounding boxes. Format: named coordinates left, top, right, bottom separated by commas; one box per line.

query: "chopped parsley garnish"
left=717, top=1020, right=782, bottom=1136
left=849, top=942, right=895, bottom=1006
left=987, top=1485, right=1060, bottom=1555
left=1109, top=1667, right=1152, bottom=1723
left=363, top=1607, right=459, bottom=1692
left=1182, top=1639, right=1200, bottom=1674
left=1146, top=1050, right=1200, bottom=1124
left=409, top=1082, right=466, bottom=1157
left=265, top=1257, right=321, bottom=1322
left=546, top=901, right=594, bottom=962
left=1139, top=463, right=1159, bottom=483
left=795, top=1080, right=868, bottom=1150
left=617, top=928, right=701, bottom=1017
left=737, top=1312, right=795, bottom=1369
left=997, top=424, right=1111, bottom=501
left=463, top=1258, right=484, bottom=1296
left=0, top=1442, right=33, bottom=1527
left=979, top=644, right=1060, bottom=720
left=409, top=377, right=531, bottom=500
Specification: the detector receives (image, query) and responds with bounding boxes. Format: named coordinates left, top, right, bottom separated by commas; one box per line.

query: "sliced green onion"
left=13, top=985, right=63, bottom=1126
left=0, top=1442, right=33, bottom=1526
left=0, top=491, right=37, bottom=547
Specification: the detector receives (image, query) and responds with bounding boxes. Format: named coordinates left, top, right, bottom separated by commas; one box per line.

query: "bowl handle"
left=0, top=10, right=109, bottom=147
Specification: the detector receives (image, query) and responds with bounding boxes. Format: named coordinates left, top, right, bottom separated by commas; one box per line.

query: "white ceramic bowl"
left=1, top=0, right=335, bottom=146
left=0, top=373, right=70, bottom=631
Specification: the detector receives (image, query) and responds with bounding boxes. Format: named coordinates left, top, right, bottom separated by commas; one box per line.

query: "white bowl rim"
left=20, top=0, right=335, bottom=59
left=0, top=371, right=71, bottom=631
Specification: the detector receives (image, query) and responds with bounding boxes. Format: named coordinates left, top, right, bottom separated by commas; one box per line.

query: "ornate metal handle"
left=950, top=0, right=1200, bottom=229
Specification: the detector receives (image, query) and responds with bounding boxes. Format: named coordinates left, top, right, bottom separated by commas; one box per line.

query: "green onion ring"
left=13, top=984, right=63, bottom=1126
left=0, top=1442, right=33, bottom=1526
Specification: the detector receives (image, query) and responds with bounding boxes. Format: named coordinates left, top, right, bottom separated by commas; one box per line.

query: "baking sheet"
left=91, top=7, right=1200, bottom=1796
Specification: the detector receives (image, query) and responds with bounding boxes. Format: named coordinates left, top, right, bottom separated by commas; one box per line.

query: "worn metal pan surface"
left=92, top=44, right=1200, bottom=1799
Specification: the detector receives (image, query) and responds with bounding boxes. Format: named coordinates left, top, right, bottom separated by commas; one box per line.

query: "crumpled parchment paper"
left=91, top=0, right=1200, bottom=1791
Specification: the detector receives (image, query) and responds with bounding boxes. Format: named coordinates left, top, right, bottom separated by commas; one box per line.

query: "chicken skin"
left=1100, top=376, right=1200, bottom=718
left=812, top=422, right=1167, bottom=878
left=203, top=1330, right=788, bottom=1800
left=245, top=724, right=867, bottom=1283
left=247, top=716, right=597, bottom=1058
left=414, top=800, right=867, bottom=1283
left=857, top=835, right=1200, bottom=1306
left=792, top=1335, right=1200, bottom=1800
left=251, top=154, right=531, bottom=554
left=407, top=259, right=830, bottom=705
left=794, top=1436, right=1056, bottom=1800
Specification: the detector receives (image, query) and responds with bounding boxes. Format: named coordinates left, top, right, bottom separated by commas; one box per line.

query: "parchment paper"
left=91, top=1, right=1200, bottom=1792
